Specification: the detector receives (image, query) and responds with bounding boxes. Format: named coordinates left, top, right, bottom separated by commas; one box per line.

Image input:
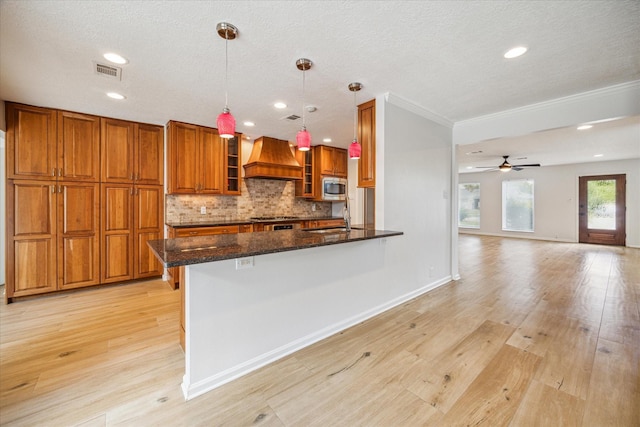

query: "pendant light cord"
left=224, top=35, right=229, bottom=109
left=302, top=68, right=306, bottom=128
left=353, top=90, right=357, bottom=140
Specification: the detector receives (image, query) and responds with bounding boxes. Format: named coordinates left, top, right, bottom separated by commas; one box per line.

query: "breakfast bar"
left=148, top=228, right=403, bottom=400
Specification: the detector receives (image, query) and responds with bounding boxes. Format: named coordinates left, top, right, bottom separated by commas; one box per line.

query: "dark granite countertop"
left=148, top=228, right=403, bottom=268
left=166, top=216, right=344, bottom=228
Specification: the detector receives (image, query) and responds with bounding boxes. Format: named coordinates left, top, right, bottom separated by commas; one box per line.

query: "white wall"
left=380, top=98, right=453, bottom=284
left=459, top=158, right=640, bottom=247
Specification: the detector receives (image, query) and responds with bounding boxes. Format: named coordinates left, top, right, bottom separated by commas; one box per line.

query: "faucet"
left=343, top=193, right=351, bottom=232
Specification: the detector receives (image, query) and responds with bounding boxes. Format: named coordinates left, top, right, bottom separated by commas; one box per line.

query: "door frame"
left=578, top=174, right=626, bottom=246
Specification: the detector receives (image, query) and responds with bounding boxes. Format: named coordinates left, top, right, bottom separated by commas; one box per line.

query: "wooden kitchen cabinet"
left=166, top=224, right=243, bottom=289
left=318, top=145, right=348, bottom=178
left=5, top=102, right=165, bottom=302
left=6, top=103, right=101, bottom=182
left=306, top=218, right=346, bottom=229
left=6, top=103, right=57, bottom=181
left=295, top=148, right=315, bottom=198
left=167, top=120, right=226, bottom=194
left=101, top=118, right=164, bottom=185
left=101, top=184, right=164, bottom=283
left=224, top=135, right=242, bottom=195
left=6, top=180, right=100, bottom=301
left=357, top=99, right=376, bottom=188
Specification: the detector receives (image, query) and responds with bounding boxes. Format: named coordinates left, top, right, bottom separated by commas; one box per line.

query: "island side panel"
left=182, top=238, right=401, bottom=400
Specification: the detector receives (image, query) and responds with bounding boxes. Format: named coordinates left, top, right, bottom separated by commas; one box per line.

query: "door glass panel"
left=459, top=183, right=480, bottom=228
left=587, top=179, right=616, bottom=230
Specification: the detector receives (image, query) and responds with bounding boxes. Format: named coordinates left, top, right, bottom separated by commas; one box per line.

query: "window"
left=502, top=179, right=534, bottom=232
left=459, top=183, right=480, bottom=228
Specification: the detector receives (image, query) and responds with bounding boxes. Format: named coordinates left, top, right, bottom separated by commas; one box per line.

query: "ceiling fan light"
left=217, top=108, right=235, bottom=138
left=349, top=140, right=361, bottom=159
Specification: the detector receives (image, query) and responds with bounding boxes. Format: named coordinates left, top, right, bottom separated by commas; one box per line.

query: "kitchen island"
left=148, top=227, right=403, bottom=400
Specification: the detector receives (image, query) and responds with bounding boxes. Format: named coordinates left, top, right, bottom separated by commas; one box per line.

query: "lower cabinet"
left=101, top=184, right=164, bottom=283
left=167, top=224, right=243, bottom=290
left=306, top=218, right=346, bottom=229
left=6, top=180, right=100, bottom=301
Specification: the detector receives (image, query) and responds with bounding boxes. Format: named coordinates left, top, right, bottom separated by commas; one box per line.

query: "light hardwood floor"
left=1, top=235, right=638, bottom=426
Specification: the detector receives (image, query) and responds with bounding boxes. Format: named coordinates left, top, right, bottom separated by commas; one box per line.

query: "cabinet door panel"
left=334, top=148, right=348, bottom=177
left=58, top=111, right=100, bottom=181
left=319, top=146, right=335, bottom=175
left=136, top=231, right=163, bottom=278
left=103, top=235, right=132, bottom=282
left=199, top=127, right=223, bottom=193
left=7, top=103, right=57, bottom=180
left=101, top=118, right=134, bottom=182
left=7, top=181, right=57, bottom=298
left=134, top=185, right=164, bottom=278
left=135, top=124, right=164, bottom=185
left=358, top=100, right=375, bottom=187
left=101, top=184, right=133, bottom=282
left=169, top=122, right=199, bottom=193
left=59, top=183, right=100, bottom=289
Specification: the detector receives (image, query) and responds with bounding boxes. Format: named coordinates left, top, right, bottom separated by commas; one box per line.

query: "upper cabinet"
left=6, top=103, right=101, bottom=182
left=224, top=135, right=242, bottom=195
left=295, top=148, right=314, bottom=198
left=58, top=111, right=101, bottom=181
left=318, top=145, right=348, bottom=178
left=357, top=99, right=376, bottom=188
left=167, top=120, right=241, bottom=195
left=101, top=118, right=163, bottom=185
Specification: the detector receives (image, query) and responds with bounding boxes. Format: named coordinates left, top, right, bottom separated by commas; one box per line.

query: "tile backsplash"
left=166, top=178, right=333, bottom=223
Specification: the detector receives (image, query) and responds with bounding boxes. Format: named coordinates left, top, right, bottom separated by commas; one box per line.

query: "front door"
left=578, top=174, right=626, bottom=246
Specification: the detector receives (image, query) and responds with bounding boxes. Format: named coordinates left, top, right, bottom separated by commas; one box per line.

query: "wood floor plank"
left=509, top=379, right=586, bottom=426
left=439, top=344, right=542, bottom=426
left=407, top=320, right=515, bottom=412
left=582, top=338, right=640, bottom=426
left=1, top=237, right=638, bottom=426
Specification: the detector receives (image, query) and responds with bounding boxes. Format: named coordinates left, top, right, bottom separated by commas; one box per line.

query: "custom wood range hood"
left=243, top=136, right=303, bottom=180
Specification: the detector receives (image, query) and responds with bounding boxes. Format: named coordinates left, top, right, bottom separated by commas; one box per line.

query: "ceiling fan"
left=476, top=155, right=541, bottom=172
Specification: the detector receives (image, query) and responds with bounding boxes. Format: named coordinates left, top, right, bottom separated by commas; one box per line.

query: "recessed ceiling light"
left=274, top=102, right=287, bottom=109
left=466, top=166, right=473, bottom=169
left=593, top=154, right=604, bottom=158
left=244, top=135, right=251, bottom=140
left=106, top=92, right=125, bottom=100
left=243, top=121, right=255, bottom=127
left=323, top=138, right=332, bottom=143
left=103, top=52, right=128, bottom=64
left=504, top=46, right=527, bottom=59
left=577, top=125, right=593, bottom=130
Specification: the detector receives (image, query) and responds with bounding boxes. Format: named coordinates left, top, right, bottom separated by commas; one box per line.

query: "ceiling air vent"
left=94, top=62, right=122, bottom=80
left=282, top=114, right=300, bottom=121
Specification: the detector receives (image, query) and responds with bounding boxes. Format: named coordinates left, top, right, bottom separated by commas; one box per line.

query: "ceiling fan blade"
left=473, top=166, right=497, bottom=169
left=511, top=163, right=540, bottom=167
left=512, top=167, right=523, bottom=171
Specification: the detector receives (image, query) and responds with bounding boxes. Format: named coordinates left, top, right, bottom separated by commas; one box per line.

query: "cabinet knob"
left=189, top=231, right=197, bottom=235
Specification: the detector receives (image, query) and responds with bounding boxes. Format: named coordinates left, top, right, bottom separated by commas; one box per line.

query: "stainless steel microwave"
left=321, top=177, right=347, bottom=201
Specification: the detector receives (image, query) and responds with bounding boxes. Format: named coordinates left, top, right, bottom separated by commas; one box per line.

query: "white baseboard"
left=182, top=275, right=452, bottom=400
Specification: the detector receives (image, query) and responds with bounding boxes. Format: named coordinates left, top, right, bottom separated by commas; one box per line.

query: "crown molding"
left=384, top=92, right=454, bottom=129
left=456, top=80, right=640, bottom=126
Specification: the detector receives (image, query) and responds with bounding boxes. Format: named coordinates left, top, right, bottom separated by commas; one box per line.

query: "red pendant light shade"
left=348, top=82, right=363, bottom=160
left=216, top=22, right=238, bottom=139
left=296, top=58, right=313, bottom=151
left=348, top=139, right=361, bottom=159
left=217, top=108, right=235, bottom=139
left=297, top=127, right=311, bottom=151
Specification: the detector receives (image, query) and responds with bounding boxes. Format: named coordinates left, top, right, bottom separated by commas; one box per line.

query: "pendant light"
left=296, top=58, right=312, bottom=151
left=216, top=22, right=238, bottom=139
left=348, top=82, right=362, bottom=159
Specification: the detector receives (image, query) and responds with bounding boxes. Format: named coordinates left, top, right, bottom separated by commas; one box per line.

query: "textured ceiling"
left=1, top=0, right=639, bottom=157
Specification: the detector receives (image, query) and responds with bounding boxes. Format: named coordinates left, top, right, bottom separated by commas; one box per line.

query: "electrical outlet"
left=235, top=257, right=254, bottom=270
left=200, top=206, right=206, bottom=215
